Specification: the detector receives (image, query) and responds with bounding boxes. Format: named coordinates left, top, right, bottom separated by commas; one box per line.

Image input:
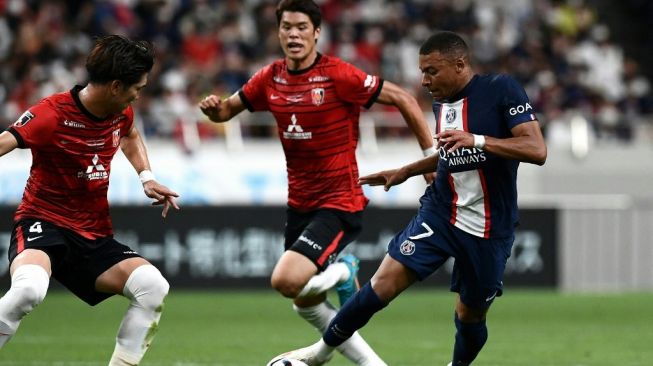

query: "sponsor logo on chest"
left=282, top=114, right=312, bottom=140
left=77, top=154, right=109, bottom=181
left=437, top=99, right=486, bottom=169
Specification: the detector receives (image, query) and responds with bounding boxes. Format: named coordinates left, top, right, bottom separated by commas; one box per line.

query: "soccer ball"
left=266, top=357, right=309, bottom=366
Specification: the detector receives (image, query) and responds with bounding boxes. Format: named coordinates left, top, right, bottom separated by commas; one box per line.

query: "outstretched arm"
left=436, top=120, right=547, bottom=165
left=198, top=92, right=247, bottom=123
left=0, top=131, right=18, bottom=158
left=120, top=126, right=180, bottom=217
left=359, top=154, right=439, bottom=191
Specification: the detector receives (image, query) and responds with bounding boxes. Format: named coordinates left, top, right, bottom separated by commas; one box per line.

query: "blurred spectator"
left=0, top=0, right=650, bottom=150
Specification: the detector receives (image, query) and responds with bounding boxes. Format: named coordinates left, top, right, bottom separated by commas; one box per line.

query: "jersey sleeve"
left=7, top=101, right=58, bottom=149
left=497, top=75, right=537, bottom=130
left=332, top=60, right=384, bottom=109
left=122, top=106, right=135, bottom=135
left=239, top=64, right=273, bottom=112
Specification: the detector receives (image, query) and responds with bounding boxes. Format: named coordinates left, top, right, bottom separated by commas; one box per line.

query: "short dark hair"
left=276, top=0, right=321, bottom=29
left=419, top=31, right=469, bottom=60
left=86, top=35, right=154, bottom=86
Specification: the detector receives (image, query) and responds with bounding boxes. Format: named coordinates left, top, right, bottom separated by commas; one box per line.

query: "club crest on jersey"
left=283, top=114, right=312, bottom=140
left=399, top=240, right=416, bottom=256
left=446, top=108, right=456, bottom=124
left=13, top=111, right=35, bottom=127
left=311, top=88, right=325, bottom=106
left=112, top=129, right=120, bottom=147
left=78, top=154, right=109, bottom=181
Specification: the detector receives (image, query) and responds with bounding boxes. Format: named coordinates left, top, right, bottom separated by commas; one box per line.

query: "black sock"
left=322, top=282, right=387, bottom=347
left=452, top=313, right=488, bottom=365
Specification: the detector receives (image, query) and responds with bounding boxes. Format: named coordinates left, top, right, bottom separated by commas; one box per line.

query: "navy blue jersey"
left=429, top=74, right=536, bottom=239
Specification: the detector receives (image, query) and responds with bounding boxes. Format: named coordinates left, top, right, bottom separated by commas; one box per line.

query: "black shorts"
left=9, top=218, right=142, bottom=306
left=284, top=207, right=363, bottom=271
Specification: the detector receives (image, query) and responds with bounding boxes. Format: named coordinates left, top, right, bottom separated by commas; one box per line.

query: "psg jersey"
left=429, top=74, right=537, bottom=239
left=7, top=86, right=134, bottom=239
left=239, top=54, right=383, bottom=212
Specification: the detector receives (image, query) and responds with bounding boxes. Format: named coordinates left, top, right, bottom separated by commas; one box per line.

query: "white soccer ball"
left=267, top=357, right=309, bottom=366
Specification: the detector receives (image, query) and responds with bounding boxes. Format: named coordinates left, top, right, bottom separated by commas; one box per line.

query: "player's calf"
left=110, top=264, right=169, bottom=365
left=0, top=264, right=49, bottom=347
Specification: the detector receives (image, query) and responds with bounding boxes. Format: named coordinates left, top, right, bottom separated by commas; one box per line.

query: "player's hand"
left=198, top=94, right=224, bottom=122
left=359, top=168, right=409, bottom=191
left=422, top=172, right=435, bottom=184
left=435, top=129, right=474, bottom=153
left=143, top=181, right=180, bottom=218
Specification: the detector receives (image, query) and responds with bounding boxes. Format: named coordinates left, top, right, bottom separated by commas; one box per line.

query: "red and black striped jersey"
left=7, top=86, right=134, bottom=239
left=239, top=54, right=383, bottom=212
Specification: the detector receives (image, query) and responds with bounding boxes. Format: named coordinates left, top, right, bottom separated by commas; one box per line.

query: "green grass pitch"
left=0, top=289, right=652, bottom=365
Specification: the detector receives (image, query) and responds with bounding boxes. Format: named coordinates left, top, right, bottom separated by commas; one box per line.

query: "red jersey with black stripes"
left=7, top=86, right=134, bottom=239
left=239, top=54, right=383, bottom=212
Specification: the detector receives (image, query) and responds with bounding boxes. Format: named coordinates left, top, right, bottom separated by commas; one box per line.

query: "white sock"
left=0, top=264, right=49, bottom=348
left=294, top=302, right=387, bottom=366
left=109, top=265, right=169, bottom=366
left=297, top=262, right=349, bottom=298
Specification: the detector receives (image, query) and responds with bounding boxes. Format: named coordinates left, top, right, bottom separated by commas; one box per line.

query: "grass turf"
left=0, top=289, right=651, bottom=365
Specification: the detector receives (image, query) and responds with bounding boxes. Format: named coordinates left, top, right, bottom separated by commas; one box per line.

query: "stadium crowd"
left=0, top=0, right=651, bottom=150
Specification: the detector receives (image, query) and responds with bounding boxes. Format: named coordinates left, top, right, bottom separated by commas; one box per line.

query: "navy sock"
left=452, top=314, right=488, bottom=365
left=322, top=282, right=387, bottom=347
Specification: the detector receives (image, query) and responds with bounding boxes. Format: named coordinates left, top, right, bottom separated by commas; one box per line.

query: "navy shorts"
left=387, top=208, right=513, bottom=309
left=285, top=207, right=362, bottom=271
left=9, top=218, right=142, bottom=306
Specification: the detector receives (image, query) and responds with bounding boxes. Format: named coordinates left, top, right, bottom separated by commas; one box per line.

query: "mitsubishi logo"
left=78, top=154, right=108, bottom=180
left=86, top=154, right=106, bottom=173
left=287, top=114, right=303, bottom=132
left=283, top=114, right=311, bottom=140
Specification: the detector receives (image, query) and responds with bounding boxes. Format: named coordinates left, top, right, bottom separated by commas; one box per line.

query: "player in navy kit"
left=272, top=31, right=547, bottom=366
left=199, top=1, right=434, bottom=365
left=0, top=35, right=179, bottom=365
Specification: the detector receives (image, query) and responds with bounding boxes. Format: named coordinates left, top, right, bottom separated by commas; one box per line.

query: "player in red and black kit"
left=0, top=35, right=179, bottom=365
left=199, top=1, right=434, bottom=365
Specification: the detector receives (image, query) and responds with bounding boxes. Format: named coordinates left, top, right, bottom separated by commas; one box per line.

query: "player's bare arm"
left=199, top=92, right=246, bottom=123
left=0, top=131, right=18, bottom=158
left=120, top=126, right=180, bottom=217
left=359, top=154, right=438, bottom=191
left=376, top=80, right=436, bottom=183
left=436, top=120, right=547, bottom=165
left=376, top=80, right=434, bottom=152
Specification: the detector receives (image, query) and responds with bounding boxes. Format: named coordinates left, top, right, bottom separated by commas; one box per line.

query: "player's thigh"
left=271, top=250, right=318, bottom=287
left=286, top=208, right=361, bottom=270
left=95, top=256, right=151, bottom=294
left=10, top=249, right=52, bottom=275
left=451, top=233, right=513, bottom=309
left=54, top=237, right=142, bottom=305
left=9, top=218, right=67, bottom=275
left=387, top=213, right=452, bottom=281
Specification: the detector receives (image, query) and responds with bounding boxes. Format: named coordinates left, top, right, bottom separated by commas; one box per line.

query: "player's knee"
left=12, top=284, right=46, bottom=315
left=270, top=274, right=304, bottom=299
left=124, top=265, right=169, bottom=311
left=455, top=301, right=487, bottom=323
left=9, top=265, right=49, bottom=315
